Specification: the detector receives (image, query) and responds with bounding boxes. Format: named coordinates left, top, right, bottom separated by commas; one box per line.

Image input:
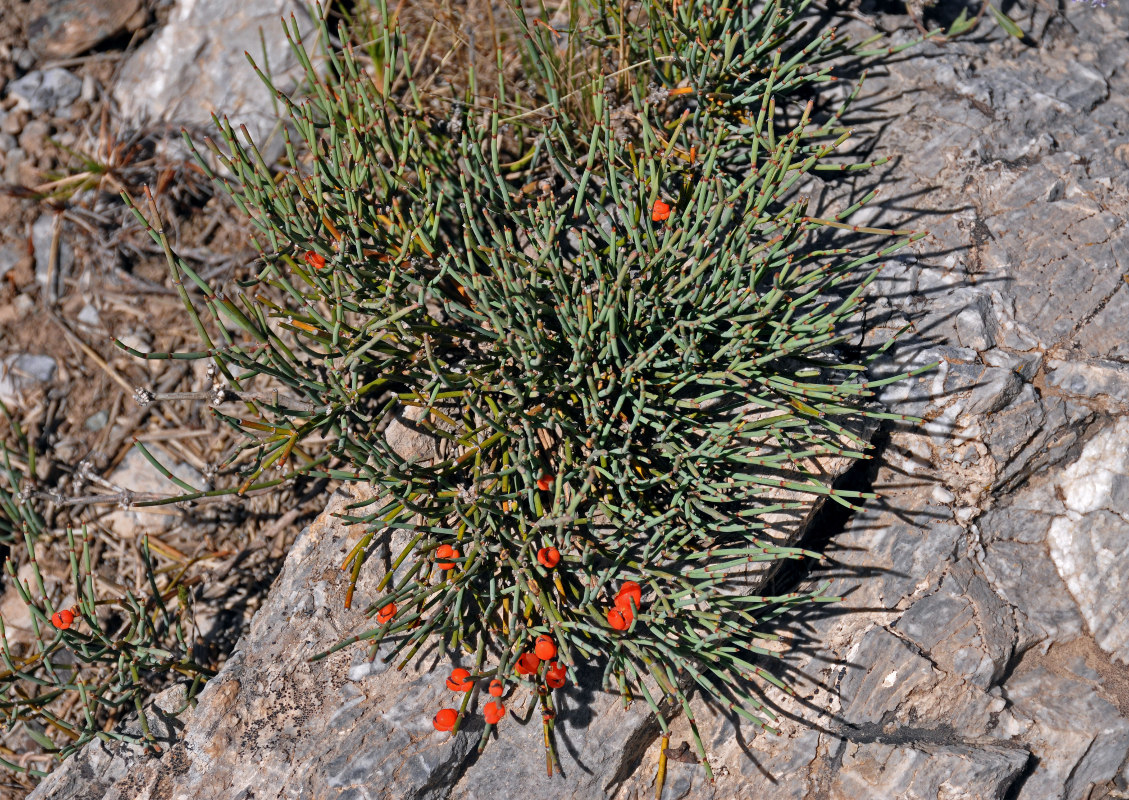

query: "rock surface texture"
left=31, top=3, right=1129, bottom=799
left=112, top=0, right=314, bottom=162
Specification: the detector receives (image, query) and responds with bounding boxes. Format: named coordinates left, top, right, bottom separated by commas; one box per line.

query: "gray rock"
left=77, top=303, right=101, bottom=328
left=965, top=366, right=1022, bottom=415
left=830, top=742, right=1028, bottom=800
left=838, top=626, right=944, bottom=726
left=981, top=539, right=1084, bottom=647
left=836, top=625, right=999, bottom=735
left=955, top=294, right=998, bottom=351
left=1074, top=280, right=1129, bottom=362
left=0, top=244, right=19, bottom=281
left=27, top=0, right=143, bottom=60
left=981, top=348, right=1041, bottom=381
left=101, top=448, right=205, bottom=537
left=2, top=147, right=25, bottom=184
left=1045, top=358, right=1129, bottom=405
left=871, top=256, right=921, bottom=304
left=84, top=409, right=109, bottom=431
left=112, top=0, right=315, bottom=164
left=896, top=559, right=1017, bottom=689
left=984, top=387, right=1093, bottom=491
left=385, top=404, right=439, bottom=463
left=7, top=69, right=83, bottom=114
left=0, top=132, right=17, bottom=165
left=879, top=518, right=965, bottom=611
left=0, top=353, right=58, bottom=407
left=452, top=678, right=659, bottom=800
left=943, top=361, right=986, bottom=396
left=915, top=287, right=997, bottom=354
left=1007, top=663, right=1129, bottom=800
left=1045, top=418, right=1129, bottom=663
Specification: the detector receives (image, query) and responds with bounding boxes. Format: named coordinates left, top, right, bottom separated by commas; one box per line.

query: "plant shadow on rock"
left=854, top=0, right=1033, bottom=36
left=664, top=436, right=923, bottom=768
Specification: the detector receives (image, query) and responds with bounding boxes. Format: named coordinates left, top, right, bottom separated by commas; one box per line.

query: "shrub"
left=123, top=0, right=932, bottom=777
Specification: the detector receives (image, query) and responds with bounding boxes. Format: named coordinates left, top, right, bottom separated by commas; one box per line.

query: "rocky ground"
left=4, top=0, right=1129, bottom=798
left=0, top=0, right=324, bottom=791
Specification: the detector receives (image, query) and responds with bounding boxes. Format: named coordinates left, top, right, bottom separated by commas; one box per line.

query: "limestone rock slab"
left=1006, top=662, right=1129, bottom=800
left=27, top=0, right=143, bottom=60
left=1046, top=417, right=1129, bottom=664
left=829, top=742, right=1028, bottom=800
left=112, top=0, right=314, bottom=162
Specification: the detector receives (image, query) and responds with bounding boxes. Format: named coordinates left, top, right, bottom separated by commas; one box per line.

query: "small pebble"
left=3, top=148, right=26, bottom=184
left=0, top=110, right=23, bottom=135
left=14, top=47, right=35, bottom=71
left=8, top=69, right=82, bottom=114
left=32, top=213, right=74, bottom=294
left=84, top=410, right=109, bottom=431
left=81, top=74, right=98, bottom=103
left=931, top=486, right=955, bottom=504
left=0, top=246, right=19, bottom=280
left=77, top=303, right=101, bottom=327
left=18, top=118, right=50, bottom=153
left=0, top=353, right=58, bottom=407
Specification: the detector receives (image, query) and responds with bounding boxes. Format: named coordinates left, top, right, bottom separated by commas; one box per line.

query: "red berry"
left=537, top=547, right=561, bottom=569
left=489, top=679, right=504, bottom=697
left=545, top=662, right=567, bottom=689
left=446, top=668, right=473, bottom=692
left=515, top=652, right=541, bottom=676
left=617, top=580, right=641, bottom=597
left=303, top=250, right=326, bottom=270
left=607, top=607, right=631, bottom=631
left=652, top=200, right=672, bottom=222
left=617, top=581, right=642, bottom=610
left=376, top=602, right=397, bottom=624
left=433, top=708, right=458, bottom=732
left=614, top=593, right=638, bottom=616
left=537, top=474, right=553, bottom=491
left=534, top=635, right=557, bottom=661
left=51, top=609, right=75, bottom=630
left=436, top=544, right=459, bottom=570
left=484, top=700, right=505, bottom=725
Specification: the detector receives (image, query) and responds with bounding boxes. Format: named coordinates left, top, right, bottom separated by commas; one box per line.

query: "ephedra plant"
left=122, top=0, right=932, bottom=778
left=0, top=403, right=210, bottom=776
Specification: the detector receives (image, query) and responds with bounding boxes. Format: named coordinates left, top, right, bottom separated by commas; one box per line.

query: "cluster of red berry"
left=432, top=636, right=570, bottom=733
left=433, top=667, right=505, bottom=731
left=51, top=608, right=76, bottom=630
left=514, top=636, right=567, bottom=688
left=398, top=471, right=655, bottom=737
left=606, top=581, right=642, bottom=631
